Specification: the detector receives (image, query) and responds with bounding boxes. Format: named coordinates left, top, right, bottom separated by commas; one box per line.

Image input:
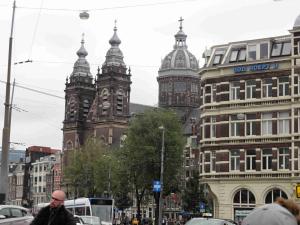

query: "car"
left=185, top=217, right=237, bottom=225
left=0, top=205, right=33, bottom=225
left=74, top=215, right=93, bottom=225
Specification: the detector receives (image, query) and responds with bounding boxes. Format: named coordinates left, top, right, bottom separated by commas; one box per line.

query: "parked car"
left=74, top=215, right=95, bottom=225
left=185, top=217, right=237, bottom=225
left=0, top=205, right=33, bottom=225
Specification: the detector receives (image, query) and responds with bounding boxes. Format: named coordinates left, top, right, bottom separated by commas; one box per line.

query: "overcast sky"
left=0, top=0, right=299, bottom=150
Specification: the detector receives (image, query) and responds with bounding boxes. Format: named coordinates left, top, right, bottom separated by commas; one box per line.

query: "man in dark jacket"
left=30, top=190, right=76, bottom=225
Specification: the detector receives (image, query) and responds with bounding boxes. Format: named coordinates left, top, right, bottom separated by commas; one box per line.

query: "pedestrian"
left=30, top=190, right=76, bottom=225
left=242, top=197, right=300, bottom=225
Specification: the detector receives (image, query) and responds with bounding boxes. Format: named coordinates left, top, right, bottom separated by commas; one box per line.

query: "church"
left=62, top=18, right=200, bottom=153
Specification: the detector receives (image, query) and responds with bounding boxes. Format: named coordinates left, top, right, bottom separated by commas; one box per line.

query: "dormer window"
left=271, top=42, right=291, bottom=57
left=229, top=48, right=246, bottom=62
left=212, top=49, right=226, bottom=65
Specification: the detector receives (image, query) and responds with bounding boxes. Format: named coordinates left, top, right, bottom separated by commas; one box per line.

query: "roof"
left=129, top=102, right=156, bottom=115
left=27, top=146, right=60, bottom=154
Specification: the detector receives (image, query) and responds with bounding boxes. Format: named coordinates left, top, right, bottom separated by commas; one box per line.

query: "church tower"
left=63, top=36, right=95, bottom=150
left=157, top=17, right=200, bottom=122
left=87, top=23, right=132, bottom=146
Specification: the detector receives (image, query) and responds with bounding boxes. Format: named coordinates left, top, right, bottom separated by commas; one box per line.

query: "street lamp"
left=0, top=0, right=16, bottom=204
left=158, top=126, right=165, bottom=225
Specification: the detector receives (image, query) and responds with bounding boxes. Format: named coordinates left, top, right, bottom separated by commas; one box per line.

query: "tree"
left=181, top=172, right=207, bottom=213
left=64, top=137, right=111, bottom=197
left=119, top=108, right=185, bottom=223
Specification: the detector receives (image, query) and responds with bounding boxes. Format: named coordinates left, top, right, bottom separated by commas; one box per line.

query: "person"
left=30, top=190, right=76, bottom=225
left=242, top=197, right=300, bottom=225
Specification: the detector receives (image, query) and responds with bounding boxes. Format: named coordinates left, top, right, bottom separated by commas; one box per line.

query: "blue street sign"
left=199, top=202, right=206, bottom=212
left=153, top=180, right=161, bottom=192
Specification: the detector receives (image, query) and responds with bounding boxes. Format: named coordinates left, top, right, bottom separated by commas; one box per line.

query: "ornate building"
left=157, top=18, right=201, bottom=219
left=63, top=24, right=132, bottom=150
left=199, top=14, right=300, bottom=222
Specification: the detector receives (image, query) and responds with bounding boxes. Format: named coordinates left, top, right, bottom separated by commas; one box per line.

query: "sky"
left=0, top=0, right=300, bottom=150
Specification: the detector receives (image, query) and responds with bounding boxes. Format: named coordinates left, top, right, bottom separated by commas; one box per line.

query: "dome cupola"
left=103, top=21, right=126, bottom=68
left=159, top=17, right=199, bottom=77
left=294, top=14, right=300, bottom=28
left=70, top=34, right=93, bottom=83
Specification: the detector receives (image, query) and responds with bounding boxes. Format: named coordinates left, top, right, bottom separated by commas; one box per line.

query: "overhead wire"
left=27, top=0, right=44, bottom=60
left=0, top=80, right=64, bottom=99
left=16, top=0, right=199, bottom=12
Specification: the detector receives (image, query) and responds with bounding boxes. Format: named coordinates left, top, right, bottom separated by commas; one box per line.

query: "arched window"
left=68, top=97, right=76, bottom=120
left=265, top=188, right=288, bottom=204
left=116, top=89, right=124, bottom=114
left=101, top=89, right=109, bottom=115
left=83, top=99, right=90, bottom=118
left=233, top=188, right=256, bottom=207
left=66, top=141, right=73, bottom=150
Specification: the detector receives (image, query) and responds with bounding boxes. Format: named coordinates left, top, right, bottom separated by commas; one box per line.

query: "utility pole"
left=0, top=0, right=16, bottom=204
left=158, top=126, right=165, bottom=225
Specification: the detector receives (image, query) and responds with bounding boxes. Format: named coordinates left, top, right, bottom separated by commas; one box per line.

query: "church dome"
left=294, top=14, right=300, bottom=28
left=159, top=18, right=199, bottom=77
left=70, top=35, right=93, bottom=81
left=103, top=23, right=126, bottom=68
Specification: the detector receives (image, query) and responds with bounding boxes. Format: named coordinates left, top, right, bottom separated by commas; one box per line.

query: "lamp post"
left=158, top=126, right=165, bottom=225
left=0, top=0, right=16, bottom=204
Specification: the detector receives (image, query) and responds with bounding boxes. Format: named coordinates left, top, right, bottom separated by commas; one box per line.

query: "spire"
left=70, top=34, right=92, bottom=80
left=77, top=33, right=88, bottom=58
left=109, top=20, right=121, bottom=46
left=174, top=17, right=187, bottom=49
left=103, top=20, right=126, bottom=68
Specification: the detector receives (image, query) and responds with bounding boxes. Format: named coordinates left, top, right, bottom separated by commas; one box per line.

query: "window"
left=246, top=80, right=256, bottom=99
left=278, top=112, right=289, bottom=134
left=230, top=149, right=240, bottom=171
left=271, top=42, right=291, bottom=57
left=262, top=113, right=272, bottom=135
left=246, top=150, right=256, bottom=171
left=248, top=45, right=256, bottom=61
left=174, top=82, right=186, bottom=93
left=213, top=49, right=225, bottom=65
left=230, top=48, right=246, bottom=62
left=161, top=83, right=171, bottom=92
left=83, top=99, right=90, bottom=118
left=260, top=43, right=269, bottom=59
left=191, top=83, right=198, bottom=93
left=11, top=208, right=22, bottom=217
left=262, top=78, right=273, bottom=98
left=230, top=115, right=242, bottom=137
left=278, top=76, right=289, bottom=96
left=246, top=114, right=256, bottom=136
left=212, top=84, right=217, bottom=102
left=211, top=151, right=216, bottom=172
left=233, top=189, right=256, bottom=207
left=0, top=208, right=11, bottom=218
left=116, top=90, right=124, bottom=114
left=211, top=116, right=216, bottom=138
left=278, top=148, right=289, bottom=170
left=265, top=189, right=288, bottom=204
left=282, top=42, right=291, bottom=55
left=101, top=89, right=109, bottom=115
left=230, top=81, right=240, bottom=100
left=262, top=149, right=272, bottom=170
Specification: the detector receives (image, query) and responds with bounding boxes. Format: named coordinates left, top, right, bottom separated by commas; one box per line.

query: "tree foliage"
left=64, top=137, right=112, bottom=197
left=181, top=172, right=207, bottom=213
left=119, top=108, right=185, bottom=220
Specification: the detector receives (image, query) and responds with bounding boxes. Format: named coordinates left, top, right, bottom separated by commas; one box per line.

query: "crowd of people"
left=31, top=190, right=300, bottom=225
